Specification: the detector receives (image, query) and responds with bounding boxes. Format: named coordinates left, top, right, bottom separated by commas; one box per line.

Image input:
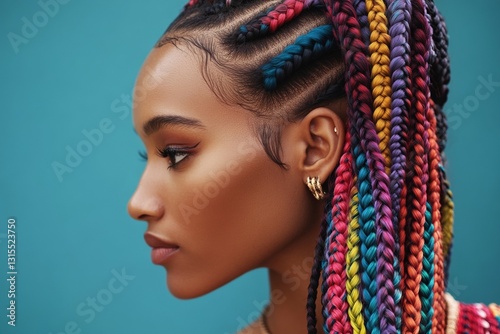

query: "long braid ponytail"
left=164, top=0, right=464, bottom=332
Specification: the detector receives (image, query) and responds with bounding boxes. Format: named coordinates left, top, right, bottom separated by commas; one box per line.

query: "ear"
left=296, top=107, right=345, bottom=184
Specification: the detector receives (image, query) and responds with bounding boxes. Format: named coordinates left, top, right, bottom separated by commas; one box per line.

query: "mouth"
left=144, top=231, right=180, bottom=265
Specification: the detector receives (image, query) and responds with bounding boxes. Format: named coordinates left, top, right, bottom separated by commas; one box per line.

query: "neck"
left=265, top=269, right=325, bottom=334
left=262, top=210, right=325, bottom=334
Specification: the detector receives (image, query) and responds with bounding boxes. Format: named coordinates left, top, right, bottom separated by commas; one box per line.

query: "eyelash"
left=138, top=143, right=199, bottom=169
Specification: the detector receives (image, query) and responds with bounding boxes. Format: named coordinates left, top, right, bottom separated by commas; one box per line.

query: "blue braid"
left=420, top=202, right=435, bottom=334
left=238, top=23, right=269, bottom=41
left=353, top=143, right=380, bottom=334
left=262, top=25, right=335, bottom=90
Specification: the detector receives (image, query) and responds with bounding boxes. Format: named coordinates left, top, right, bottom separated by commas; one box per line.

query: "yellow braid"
left=441, top=180, right=454, bottom=257
left=366, top=0, right=392, bottom=172
left=346, top=184, right=367, bottom=334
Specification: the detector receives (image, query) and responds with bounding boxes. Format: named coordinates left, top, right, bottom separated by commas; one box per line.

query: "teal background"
left=1, top=0, right=499, bottom=333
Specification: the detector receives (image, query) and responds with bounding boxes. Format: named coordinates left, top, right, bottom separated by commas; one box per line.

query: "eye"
left=138, top=143, right=199, bottom=169
left=157, top=147, right=190, bottom=169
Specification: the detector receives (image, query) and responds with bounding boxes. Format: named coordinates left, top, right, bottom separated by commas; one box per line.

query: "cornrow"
left=261, top=24, right=336, bottom=90
left=236, top=0, right=315, bottom=43
left=157, top=0, right=500, bottom=332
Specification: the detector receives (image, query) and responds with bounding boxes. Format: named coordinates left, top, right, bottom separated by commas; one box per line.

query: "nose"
left=127, top=176, right=165, bottom=222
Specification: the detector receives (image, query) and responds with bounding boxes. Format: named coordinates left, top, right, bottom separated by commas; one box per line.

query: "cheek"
left=164, top=140, right=310, bottom=298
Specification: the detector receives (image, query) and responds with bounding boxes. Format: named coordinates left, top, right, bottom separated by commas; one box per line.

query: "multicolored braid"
left=321, top=129, right=353, bottom=333
left=160, top=0, right=500, bottom=333
left=424, top=0, right=454, bottom=291
left=325, top=4, right=380, bottom=332
left=329, top=1, right=399, bottom=333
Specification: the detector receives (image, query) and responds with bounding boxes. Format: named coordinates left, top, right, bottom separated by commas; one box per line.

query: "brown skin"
left=128, top=44, right=346, bottom=334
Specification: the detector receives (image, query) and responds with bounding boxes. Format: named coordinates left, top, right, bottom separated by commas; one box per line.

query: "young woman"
left=127, top=0, right=500, bottom=333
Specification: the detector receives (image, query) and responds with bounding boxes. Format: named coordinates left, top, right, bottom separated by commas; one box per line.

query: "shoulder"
left=445, top=293, right=500, bottom=334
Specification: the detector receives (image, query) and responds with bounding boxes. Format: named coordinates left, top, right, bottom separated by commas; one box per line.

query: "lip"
left=144, top=232, right=180, bottom=265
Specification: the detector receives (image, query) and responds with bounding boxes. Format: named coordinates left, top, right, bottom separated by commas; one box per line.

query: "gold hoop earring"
left=306, top=176, right=325, bottom=200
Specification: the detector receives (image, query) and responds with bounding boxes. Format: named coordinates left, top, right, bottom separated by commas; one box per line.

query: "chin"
left=166, top=273, right=221, bottom=300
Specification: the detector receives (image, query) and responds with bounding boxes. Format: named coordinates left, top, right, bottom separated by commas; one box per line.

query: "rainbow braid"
left=171, top=0, right=461, bottom=333
left=346, top=181, right=367, bottom=334
left=364, top=2, right=405, bottom=331
left=325, top=0, right=399, bottom=333
left=322, top=129, right=354, bottom=333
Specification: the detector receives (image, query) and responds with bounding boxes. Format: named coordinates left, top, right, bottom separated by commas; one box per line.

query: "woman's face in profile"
left=128, top=44, right=321, bottom=299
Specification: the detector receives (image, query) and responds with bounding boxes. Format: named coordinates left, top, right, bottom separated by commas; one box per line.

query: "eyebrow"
left=142, top=115, right=205, bottom=136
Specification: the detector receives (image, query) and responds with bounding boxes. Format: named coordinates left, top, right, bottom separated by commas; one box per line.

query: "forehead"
left=132, top=45, right=205, bottom=132
left=132, top=43, right=254, bottom=136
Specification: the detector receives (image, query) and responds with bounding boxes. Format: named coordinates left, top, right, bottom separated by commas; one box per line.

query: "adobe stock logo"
left=7, top=0, right=72, bottom=54
left=446, top=74, right=500, bottom=130
left=48, top=268, right=135, bottom=334
left=51, top=64, right=161, bottom=183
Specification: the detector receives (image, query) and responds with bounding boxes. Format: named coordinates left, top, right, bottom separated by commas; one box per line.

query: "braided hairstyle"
left=158, top=0, right=455, bottom=332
